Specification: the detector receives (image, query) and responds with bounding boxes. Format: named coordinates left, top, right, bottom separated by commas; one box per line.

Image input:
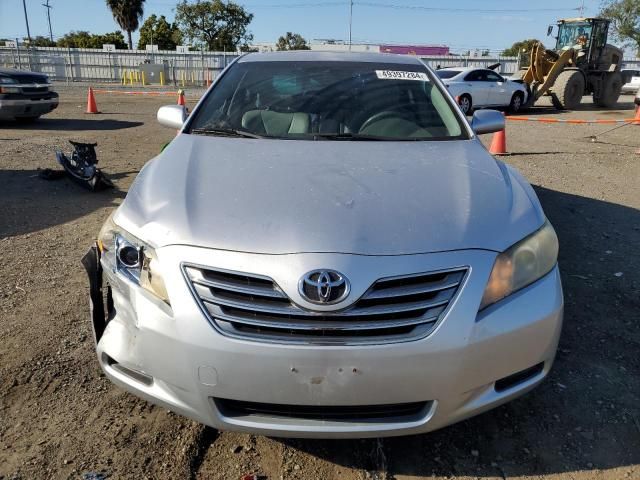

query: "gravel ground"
left=0, top=88, right=638, bottom=480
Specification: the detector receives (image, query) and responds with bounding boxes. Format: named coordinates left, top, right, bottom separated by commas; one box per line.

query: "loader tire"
left=550, top=70, right=584, bottom=110
left=594, top=72, right=622, bottom=108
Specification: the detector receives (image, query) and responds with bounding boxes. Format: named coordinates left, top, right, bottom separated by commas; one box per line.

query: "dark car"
left=0, top=68, right=59, bottom=122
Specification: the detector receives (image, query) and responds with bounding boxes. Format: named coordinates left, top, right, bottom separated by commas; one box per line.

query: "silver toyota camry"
left=83, top=51, right=563, bottom=438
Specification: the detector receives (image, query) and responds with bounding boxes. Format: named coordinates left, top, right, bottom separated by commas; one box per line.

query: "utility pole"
left=22, top=0, right=32, bottom=44
left=43, top=0, right=53, bottom=43
left=579, top=0, right=585, bottom=16
left=348, top=0, right=353, bottom=51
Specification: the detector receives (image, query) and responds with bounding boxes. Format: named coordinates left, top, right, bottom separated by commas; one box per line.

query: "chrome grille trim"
left=182, top=263, right=468, bottom=345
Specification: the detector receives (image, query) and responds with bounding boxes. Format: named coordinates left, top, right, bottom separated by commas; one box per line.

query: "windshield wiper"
left=190, top=127, right=264, bottom=139
left=311, top=132, right=386, bottom=141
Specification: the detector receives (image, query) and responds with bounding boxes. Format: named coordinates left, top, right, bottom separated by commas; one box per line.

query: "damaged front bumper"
left=82, top=244, right=563, bottom=438
left=81, top=244, right=112, bottom=343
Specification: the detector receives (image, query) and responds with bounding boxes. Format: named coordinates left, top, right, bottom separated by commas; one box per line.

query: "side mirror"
left=471, top=110, right=504, bottom=135
left=157, top=105, right=187, bottom=129
left=547, top=25, right=554, bottom=36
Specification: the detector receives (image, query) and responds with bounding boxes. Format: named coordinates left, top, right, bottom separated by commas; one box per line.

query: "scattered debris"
left=82, top=473, right=107, bottom=480
left=40, top=141, right=113, bottom=191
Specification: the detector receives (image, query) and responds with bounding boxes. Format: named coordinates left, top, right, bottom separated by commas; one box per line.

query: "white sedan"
left=436, top=67, right=528, bottom=115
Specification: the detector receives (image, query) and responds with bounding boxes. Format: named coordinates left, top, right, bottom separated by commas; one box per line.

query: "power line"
left=355, top=2, right=581, bottom=13
left=240, top=1, right=580, bottom=12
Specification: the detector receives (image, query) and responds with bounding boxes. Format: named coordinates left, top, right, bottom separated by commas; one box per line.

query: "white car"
left=436, top=67, right=528, bottom=115
left=621, top=69, right=640, bottom=94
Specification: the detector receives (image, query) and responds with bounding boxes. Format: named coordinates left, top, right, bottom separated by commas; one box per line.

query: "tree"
left=175, top=0, right=253, bottom=51
left=27, top=36, right=56, bottom=47
left=56, top=31, right=126, bottom=49
left=105, top=0, right=145, bottom=50
left=276, top=32, right=310, bottom=51
left=98, top=31, right=128, bottom=48
left=600, top=0, right=640, bottom=55
left=137, top=14, right=182, bottom=50
left=502, top=39, right=541, bottom=57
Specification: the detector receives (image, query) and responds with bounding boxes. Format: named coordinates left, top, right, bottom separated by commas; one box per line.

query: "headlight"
left=480, top=221, right=558, bottom=310
left=0, top=86, right=20, bottom=93
left=98, top=213, right=170, bottom=304
left=0, top=76, right=17, bottom=84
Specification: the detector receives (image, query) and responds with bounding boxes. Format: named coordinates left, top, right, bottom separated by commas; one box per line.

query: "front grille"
left=215, top=398, right=431, bottom=422
left=183, top=264, right=467, bottom=345
left=21, top=86, right=49, bottom=94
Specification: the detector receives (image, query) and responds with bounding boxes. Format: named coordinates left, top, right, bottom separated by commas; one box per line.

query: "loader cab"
left=555, top=18, right=610, bottom=68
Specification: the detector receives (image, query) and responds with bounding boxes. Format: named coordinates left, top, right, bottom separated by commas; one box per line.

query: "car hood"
left=117, top=134, right=544, bottom=255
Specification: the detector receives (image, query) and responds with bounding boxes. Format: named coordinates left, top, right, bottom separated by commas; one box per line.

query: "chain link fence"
left=1, top=46, right=639, bottom=84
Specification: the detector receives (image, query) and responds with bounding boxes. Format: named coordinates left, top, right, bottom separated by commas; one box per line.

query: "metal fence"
left=1, top=46, right=639, bottom=84
left=0, top=46, right=240, bottom=86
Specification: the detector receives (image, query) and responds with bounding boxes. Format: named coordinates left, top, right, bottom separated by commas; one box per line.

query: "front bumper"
left=83, top=244, right=563, bottom=438
left=0, top=92, right=59, bottom=119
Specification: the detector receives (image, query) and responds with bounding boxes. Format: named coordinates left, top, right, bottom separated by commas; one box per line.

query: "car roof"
left=239, top=50, right=426, bottom=65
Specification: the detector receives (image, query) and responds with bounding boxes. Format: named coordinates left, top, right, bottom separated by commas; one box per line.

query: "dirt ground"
left=0, top=87, right=638, bottom=480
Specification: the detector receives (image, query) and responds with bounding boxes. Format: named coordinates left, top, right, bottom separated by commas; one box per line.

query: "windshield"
left=557, top=22, right=593, bottom=50
left=435, top=70, right=462, bottom=79
left=187, top=60, right=467, bottom=141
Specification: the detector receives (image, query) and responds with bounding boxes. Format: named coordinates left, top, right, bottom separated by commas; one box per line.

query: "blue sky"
left=1, top=0, right=602, bottom=53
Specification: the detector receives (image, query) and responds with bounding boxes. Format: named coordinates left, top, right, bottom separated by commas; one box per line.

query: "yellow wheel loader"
left=516, top=18, right=624, bottom=110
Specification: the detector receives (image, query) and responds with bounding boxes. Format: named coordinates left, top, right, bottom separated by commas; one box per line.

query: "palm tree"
left=105, top=0, right=145, bottom=50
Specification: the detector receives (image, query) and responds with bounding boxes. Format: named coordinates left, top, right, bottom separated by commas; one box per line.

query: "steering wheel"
left=358, top=110, right=405, bottom=133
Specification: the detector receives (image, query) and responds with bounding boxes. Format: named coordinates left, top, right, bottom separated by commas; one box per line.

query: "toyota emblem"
left=299, top=270, right=350, bottom=305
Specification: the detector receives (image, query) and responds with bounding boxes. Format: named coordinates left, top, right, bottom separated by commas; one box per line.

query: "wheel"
left=458, top=94, right=472, bottom=115
left=593, top=72, right=622, bottom=108
left=509, top=92, right=524, bottom=113
left=550, top=70, right=584, bottom=110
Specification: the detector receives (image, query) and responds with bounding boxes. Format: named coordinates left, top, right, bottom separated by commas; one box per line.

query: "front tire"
left=458, top=94, right=472, bottom=115
left=509, top=92, right=524, bottom=113
left=550, top=70, right=584, bottom=110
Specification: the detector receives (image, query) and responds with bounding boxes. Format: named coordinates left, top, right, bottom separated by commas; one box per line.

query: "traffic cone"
left=86, top=87, right=99, bottom=114
left=177, top=89, right=185, bottom=106
left=489, top=128, right=507, bottom=155
left=633, top=104, right=640, bottom=125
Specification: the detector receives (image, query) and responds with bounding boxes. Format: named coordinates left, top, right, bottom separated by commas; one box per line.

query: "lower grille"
left=183, top=264, right=467, bottom=345
left=21, top=86, right=49, bottom=94
left=215, top=398, right=431, bottom=422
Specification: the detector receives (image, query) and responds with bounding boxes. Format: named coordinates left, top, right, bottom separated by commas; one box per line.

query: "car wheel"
left=458, top=95, right=472, bottom=115
left=509, top=92, right=524, bottom=113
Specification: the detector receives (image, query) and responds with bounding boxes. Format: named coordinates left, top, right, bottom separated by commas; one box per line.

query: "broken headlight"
left=480, top=221, right=558, bottom=310
left=98, top=213, right=170, bottom=304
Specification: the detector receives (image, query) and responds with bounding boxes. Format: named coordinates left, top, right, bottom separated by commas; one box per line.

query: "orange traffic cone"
left=633, top=104, right=640, bottom=125
left=489, top=128, right=507, bottom=155
left=86, top=87, right=99, bottom=114
left=177, top=89, right=185, bottom=106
